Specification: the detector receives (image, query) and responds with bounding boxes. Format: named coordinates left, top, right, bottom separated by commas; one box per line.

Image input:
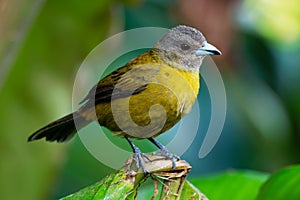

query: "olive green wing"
left=80, top=63, right=159, bottom=106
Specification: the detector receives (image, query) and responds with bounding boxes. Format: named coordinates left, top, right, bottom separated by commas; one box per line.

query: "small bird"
left=28, top=25, right=221, bottom=172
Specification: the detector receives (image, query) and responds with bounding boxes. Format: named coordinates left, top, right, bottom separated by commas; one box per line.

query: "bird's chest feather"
left=129, top=67, right=200, bottom=122
left=94, top=64, right=200, bottom=137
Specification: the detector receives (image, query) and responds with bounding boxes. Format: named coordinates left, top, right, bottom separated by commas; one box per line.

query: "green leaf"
left=61, top=169, right=137, bottom=200
left=135, top=178, right=208, bottom=200
left=190, top=170, right=269, bottom=200
left=158, top=175, right=207, bottom=200
left=256, top=165, right=300, bottom=200
left=180, top=180, right=208, bottom=200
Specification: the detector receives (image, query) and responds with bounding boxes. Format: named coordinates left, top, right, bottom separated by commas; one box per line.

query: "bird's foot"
left=152, top=147, right=180, bottom=170
left=133, top=148, right=151, bottom=174
left=126, top=136, right=151, bottom=173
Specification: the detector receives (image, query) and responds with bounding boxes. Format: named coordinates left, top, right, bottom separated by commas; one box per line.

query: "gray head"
left=154, top=25, right=221, bottom=71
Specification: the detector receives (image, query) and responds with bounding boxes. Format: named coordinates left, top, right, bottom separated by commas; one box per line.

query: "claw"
left=133, top=148, right=151, bottom=173
left=148, top=138, right=180, bottom=170
left=126, top=136, right=151, bottom=174
left=152, top=147, right=180, bottom=170
left=141, top=153, right=152, bottom=162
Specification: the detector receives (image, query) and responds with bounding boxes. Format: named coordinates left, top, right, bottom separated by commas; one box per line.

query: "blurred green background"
left=0, top=0, right=299, bottom=199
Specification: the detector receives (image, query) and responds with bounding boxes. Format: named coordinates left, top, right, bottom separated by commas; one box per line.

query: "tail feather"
left=28, top=113, right=89, bottom=143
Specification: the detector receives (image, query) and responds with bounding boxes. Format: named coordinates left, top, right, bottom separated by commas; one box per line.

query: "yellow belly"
left=95, top=65, right=200, bottom=138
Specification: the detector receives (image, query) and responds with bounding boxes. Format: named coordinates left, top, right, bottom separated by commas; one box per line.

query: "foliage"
left=191, top=170, right=268, bottom=200
left=0, top=1, right=114, bottom=199
left=257, top=165, right=300, bottom=200
left=61, top=156, right=208, bottom=200
left=58, top=165, right=300, bottom=200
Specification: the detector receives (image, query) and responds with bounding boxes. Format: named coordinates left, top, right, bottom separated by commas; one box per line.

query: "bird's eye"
left=180, top=43, right=191, bottom=51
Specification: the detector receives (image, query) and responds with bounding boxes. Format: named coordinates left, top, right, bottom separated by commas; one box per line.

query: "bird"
left=28, top=25, right=221, bottom=173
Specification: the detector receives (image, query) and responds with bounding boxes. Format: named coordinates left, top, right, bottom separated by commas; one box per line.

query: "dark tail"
left=28, top=112, right=89, bottom=143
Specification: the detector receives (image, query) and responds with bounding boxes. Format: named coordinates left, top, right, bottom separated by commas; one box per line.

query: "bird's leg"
left=148, top=138, right=180, bottom=170
left=125, top=136, right=151, bottom=173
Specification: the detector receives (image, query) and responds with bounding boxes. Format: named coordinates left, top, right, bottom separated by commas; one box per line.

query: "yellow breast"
left=108, top=65, right=200, bottom=138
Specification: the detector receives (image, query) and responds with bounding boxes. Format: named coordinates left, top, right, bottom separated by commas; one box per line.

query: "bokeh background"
left=0, top=0, right=299, bottom=199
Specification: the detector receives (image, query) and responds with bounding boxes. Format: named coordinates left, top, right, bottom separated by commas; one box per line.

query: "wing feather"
left=80, top=60, right=160, bottom=107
